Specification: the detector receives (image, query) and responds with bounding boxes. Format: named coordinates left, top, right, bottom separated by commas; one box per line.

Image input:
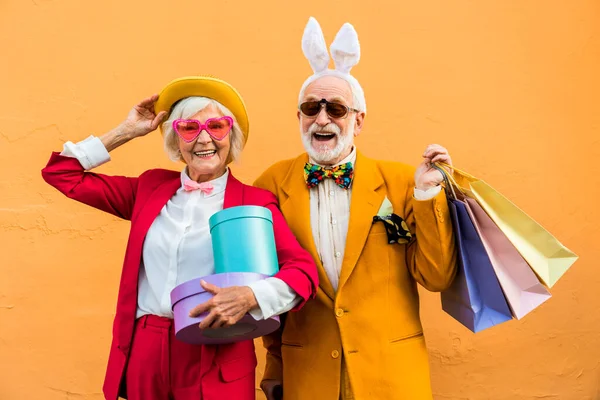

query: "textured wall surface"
left=1, top=0, right=599, bottom=399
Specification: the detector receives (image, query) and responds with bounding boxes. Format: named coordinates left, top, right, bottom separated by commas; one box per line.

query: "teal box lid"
left=209, top=206, right=279, bottom=276
left=209, top=205, right=273, bottom=229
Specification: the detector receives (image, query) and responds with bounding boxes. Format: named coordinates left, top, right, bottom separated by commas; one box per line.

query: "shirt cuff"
left=413, top=185, right=442, bottom=201
left=60, top=135, right=111, bottom=170
left=247, top=277, right=301, bottom=320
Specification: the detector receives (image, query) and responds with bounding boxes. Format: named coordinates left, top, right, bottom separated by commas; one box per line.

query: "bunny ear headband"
left=298, top=17, right=367, bottom=113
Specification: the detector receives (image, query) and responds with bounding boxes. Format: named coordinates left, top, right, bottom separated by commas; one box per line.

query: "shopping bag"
left=438, top=163, right=578, bottom=288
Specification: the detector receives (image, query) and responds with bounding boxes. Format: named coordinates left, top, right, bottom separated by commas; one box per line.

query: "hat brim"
left=154, top=76, right=249, bottom=143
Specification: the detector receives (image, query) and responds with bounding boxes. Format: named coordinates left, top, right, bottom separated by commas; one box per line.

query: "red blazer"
left=41, top=153, right=318, bottom=400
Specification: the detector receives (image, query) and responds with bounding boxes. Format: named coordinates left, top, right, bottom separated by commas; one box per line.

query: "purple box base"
left=170, top=272, right=280, bottom=345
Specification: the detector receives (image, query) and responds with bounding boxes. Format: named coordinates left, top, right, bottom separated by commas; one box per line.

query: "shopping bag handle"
left=437, top=161, right=478, bottom=181
left=431, top=163, right=459, bottom=200
left=433, top=162, right=470, bottom=195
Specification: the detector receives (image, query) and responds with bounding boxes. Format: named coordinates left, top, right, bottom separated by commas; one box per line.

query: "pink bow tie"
left=183, top=180, right=214, bottom=194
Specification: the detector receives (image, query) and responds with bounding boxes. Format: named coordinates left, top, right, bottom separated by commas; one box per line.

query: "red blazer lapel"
left=135, top=178, right=182, bottom=237
left=223, top=172, right=244, bottom=209
left=116, top=175, right=181, bottom=349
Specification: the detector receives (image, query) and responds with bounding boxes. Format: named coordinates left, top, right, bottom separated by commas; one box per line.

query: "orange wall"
left=1, top=0, right=599, bottom=399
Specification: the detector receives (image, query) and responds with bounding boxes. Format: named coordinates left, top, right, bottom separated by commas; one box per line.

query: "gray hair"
left=161, top=96, right=244, bottom=164
left=298, top=70, right=367, bottom=113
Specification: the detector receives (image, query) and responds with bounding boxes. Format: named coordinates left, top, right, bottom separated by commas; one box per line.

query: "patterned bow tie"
left=183, top=179, right=214, bottom=194
left=304, top=162, right=354, bottom=190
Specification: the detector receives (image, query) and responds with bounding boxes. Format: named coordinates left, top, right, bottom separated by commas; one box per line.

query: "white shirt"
left=61, top=136, right=300, bottom=320
left=137, top=168, right=227, bottom=317
left=308, top=147, right=441, bottom=291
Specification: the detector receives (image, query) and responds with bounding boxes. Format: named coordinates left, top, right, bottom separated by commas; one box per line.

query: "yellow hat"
left=154, top=76, right=249, bottom=143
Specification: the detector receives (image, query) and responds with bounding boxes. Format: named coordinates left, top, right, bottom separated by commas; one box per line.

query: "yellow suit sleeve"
left=405, top=188, right=458, bottom=291
left=254, top=168, right=284, bottom=383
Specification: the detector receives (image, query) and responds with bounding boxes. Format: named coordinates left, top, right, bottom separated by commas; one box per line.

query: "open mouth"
left=194, top=150, right=216, bottom=158
left=313, top=132, right=336, bottom=142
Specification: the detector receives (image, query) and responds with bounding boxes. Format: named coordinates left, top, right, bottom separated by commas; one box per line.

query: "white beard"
left=301, top=121, right=355, bottom=164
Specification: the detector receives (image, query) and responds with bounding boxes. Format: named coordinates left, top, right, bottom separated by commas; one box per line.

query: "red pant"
left=124, top=315, right=256, bottom=400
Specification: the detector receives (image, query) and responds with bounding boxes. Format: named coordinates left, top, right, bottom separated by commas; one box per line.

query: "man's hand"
left=261, top=379, right=283, bottom=400
left=415, top=144, right=453, bottom=190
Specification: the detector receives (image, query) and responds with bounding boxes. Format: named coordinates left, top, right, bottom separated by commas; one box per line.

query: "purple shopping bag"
left=434, top=166, right=513, bottom=332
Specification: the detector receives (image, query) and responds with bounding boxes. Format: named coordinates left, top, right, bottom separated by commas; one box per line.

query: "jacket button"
left=335, top=308, right=344, bottom=317
left=331, top=350, right=340, bottom=359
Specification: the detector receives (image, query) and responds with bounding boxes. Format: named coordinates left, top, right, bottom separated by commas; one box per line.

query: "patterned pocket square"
left=373, top=197, right=412, bottom=244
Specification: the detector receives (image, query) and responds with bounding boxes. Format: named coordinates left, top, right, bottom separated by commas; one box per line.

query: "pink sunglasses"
left=172, top=116, right=233, bottom=142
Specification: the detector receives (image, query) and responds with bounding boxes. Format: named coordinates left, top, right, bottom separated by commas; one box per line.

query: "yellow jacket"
left=255, top=151, right=457, bottom=400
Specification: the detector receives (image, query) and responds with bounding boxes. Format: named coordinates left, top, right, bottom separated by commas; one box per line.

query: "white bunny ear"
left=330, top=22, right=360, bottom=74
left=302, top=17, right=330, bottom=74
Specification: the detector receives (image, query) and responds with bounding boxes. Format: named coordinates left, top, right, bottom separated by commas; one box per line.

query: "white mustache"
left=307, top=123, right=341, bottom=135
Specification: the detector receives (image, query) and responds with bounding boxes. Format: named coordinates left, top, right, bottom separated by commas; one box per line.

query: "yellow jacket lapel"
left=337, top=152, right=385, bottom=294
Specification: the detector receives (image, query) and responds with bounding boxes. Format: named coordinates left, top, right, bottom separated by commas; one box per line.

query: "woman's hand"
left=188, top=280, right=259, bottom=330
left=100, top=94, right=168, bottom=152
left=120, top=94, right=168, bottom=139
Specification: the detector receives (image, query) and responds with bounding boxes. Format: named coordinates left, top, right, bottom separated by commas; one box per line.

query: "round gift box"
left=170, top=206, right=281, bottom=345
left=170, top=272, right=280, bottom=345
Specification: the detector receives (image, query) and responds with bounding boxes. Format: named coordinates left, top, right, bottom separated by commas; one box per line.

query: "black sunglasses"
left=299, top=99, right=360, bottom=119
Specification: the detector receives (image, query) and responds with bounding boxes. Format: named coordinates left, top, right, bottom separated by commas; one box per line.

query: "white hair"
left=298, top=70, right=366, bottom=112
left=161, top=97, right=244, bottom=164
